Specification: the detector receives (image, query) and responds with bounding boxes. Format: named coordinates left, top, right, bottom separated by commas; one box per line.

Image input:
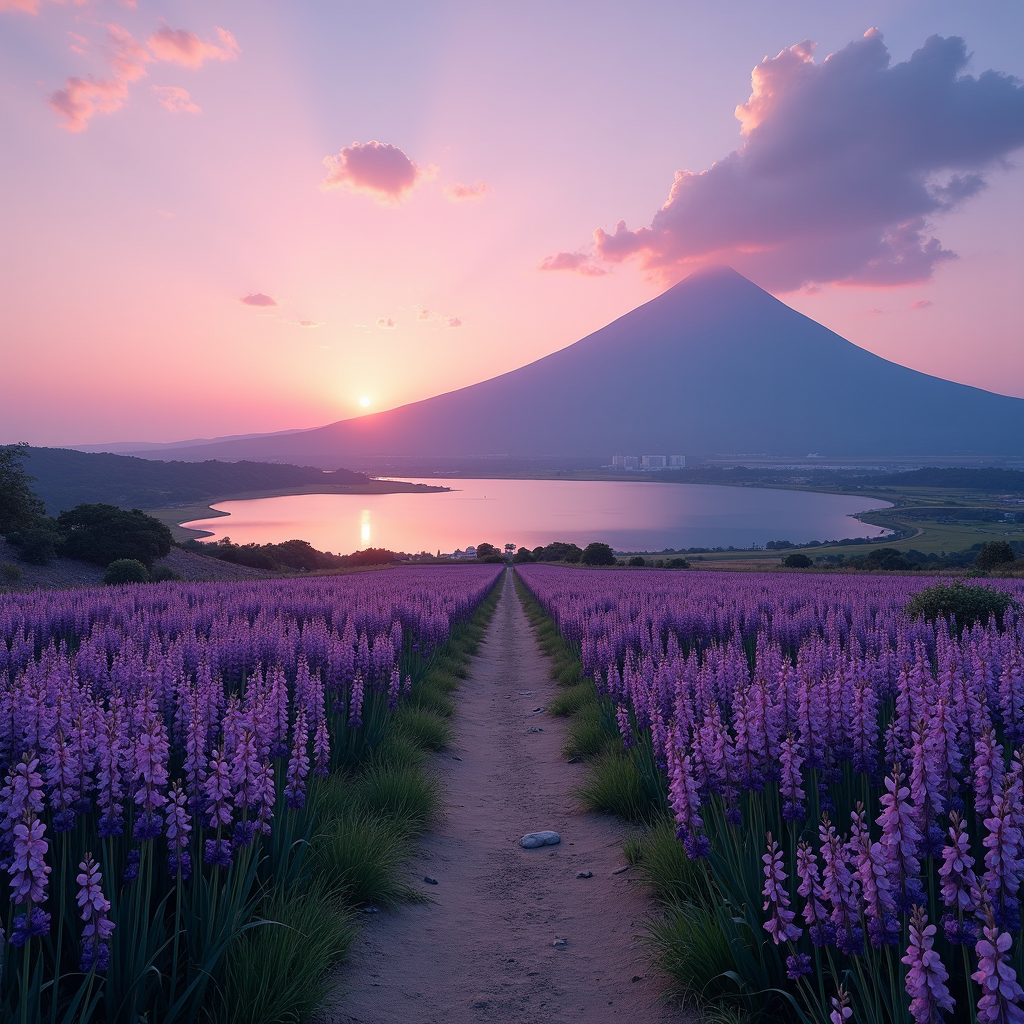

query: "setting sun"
left=359, top=396, right=371, bottom=408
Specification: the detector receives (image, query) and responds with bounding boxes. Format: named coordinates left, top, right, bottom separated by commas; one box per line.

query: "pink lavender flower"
left=972, top=910, right=1024, bottom=1023
left=902, top=906, right=954, bottom=1024
left=762, top=832, right=801, bottom=944
left=76, top=854, right=114, bottom=973
left=830, top=986, right=852, bottom=1023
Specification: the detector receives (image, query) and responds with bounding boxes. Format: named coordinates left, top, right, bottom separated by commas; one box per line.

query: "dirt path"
left=321, top=570, right=686, bottom=1024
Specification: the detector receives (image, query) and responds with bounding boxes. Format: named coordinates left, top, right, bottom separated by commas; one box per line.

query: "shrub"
left=513, top=546, right=534, bottom=563
left=628, top=555, right=646, bottom=567
left=392, top=706, right=451, bottom=751
left=149, top=564, right=182, bottom=582
left=577, top=754, right=652, bottom=822
left=1, top=562, right=24, bottom=583
left=906, top=579, right=1017, bottom=632
left=782, top=553, right=812, bottom=568
left=664, top=557, right=690, bottom=568
left=476, top=542, right=498, bottom=559
left=59, top=503, right=172, bottom=568
left=580, top=542, right=616, bottom=566
left=356, top=763, right=439, bottom=836
left=6, top=524, right=61, bottom=565
left=104, top=558, right=150, bottom=584
left=976, top=540, right=1017, bottom=570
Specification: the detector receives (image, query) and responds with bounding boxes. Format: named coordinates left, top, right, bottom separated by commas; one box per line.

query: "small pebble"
left=519, top=691, right=534, bottom=695
left=567, top=755, right=581, bottom=764
left=576, top=871, right=593, bottom=879
left=528, top=727, right=544, bottom=733
left=552, top=937, right=568, bottom=948
left=452, top=755, right=463, bottom=761
left=532, top=706, right=547, bottom=713
left=521, top=830, right=561, bottom=849
left=424, top=876, right=438, bottom=885
left=612, top=865, right=630, bottom=875
left=632, top=975, right=644, bottom=983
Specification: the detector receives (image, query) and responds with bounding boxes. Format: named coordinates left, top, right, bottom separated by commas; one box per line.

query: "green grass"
left=355, top=763, right=439, bottom=836
left=576, top=753, right=657, bottom=823
left=393, top=705, right=451, bottom=751
left=218, top=880, right=356, bottom=1024
left=408, top=682, right=457, bottom=719
left=547, top=681, right=592, bottom=717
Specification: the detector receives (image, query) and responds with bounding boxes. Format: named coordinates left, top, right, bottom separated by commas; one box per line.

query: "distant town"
left=609, top=454, right=687, bottom=471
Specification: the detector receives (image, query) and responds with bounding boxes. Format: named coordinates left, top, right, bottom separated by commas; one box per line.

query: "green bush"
left=313, top=809, right=411, bottom=906
left=548, top=682, right=593, bottom=717
left=5, top=524, right=61, bottom=565
left=59, top=503, right=172, bottom=567
left=782, top=553, right=812, bottom=568
left=628, top=556, right=646, bottom=567
left=976, top=540, right=1017, bottom=570
left=664, top=557, right=690, bottom=568
left=580, top=542, right=616, bottom=566
left=104, top=558, right=150, bottom=584
left=906, top=579, right=1017, bottom=632
left=149, top=564, right=182, bottom=582
left=1, top=562, right=24, bottom=584
left=356, top=763, right=439, bottom=836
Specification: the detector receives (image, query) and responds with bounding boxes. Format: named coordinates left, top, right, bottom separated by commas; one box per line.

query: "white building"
left=641, top=455, right=668, bottom=470
left=669, top=455, right=686, bottom=468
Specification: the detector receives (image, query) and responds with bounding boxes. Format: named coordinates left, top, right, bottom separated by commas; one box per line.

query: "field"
left=518, top=563, right=1024, bottom=1023
left=0, top=564, right=502, bottom=1023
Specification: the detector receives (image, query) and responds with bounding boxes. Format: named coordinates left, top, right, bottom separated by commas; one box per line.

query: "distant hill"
left=113, top=267, right=1024, bottom=465
left=21, top=448, right=367, bottom=514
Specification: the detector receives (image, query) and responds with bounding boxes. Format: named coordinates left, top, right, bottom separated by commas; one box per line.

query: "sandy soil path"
left=321, top=570, right=686, bottom=1024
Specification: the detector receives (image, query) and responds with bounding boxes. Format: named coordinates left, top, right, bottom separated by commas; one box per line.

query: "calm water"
left=180, top=479, right=891, bottom=554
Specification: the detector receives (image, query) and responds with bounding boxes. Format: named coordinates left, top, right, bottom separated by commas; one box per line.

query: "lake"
left=180, top=478, right=891, bottom=554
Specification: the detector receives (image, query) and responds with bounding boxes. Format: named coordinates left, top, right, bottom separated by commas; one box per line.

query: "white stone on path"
left=520, top=830, right=561, bottom=849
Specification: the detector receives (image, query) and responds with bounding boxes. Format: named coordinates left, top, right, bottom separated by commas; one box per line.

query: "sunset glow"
left=0, top=2, right=1021, bottom=448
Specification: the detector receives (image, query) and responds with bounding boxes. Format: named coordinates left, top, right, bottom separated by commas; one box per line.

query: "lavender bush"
left=518, top=564, right=1024, bottom=1023
left=0, top=564, right=502, bottom=1022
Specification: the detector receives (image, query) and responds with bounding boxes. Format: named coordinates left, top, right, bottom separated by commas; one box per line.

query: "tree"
left=580, top=542, right=616, bottom=566
left=104, top=559, right=150, bottom=584
left=783, top=553, right=813, bottom=568
left=6, top=525, right=61, bottom=565
left=0, top=443, right=46, bottom=535
left=906, top=580, right=1016, bottom=633
left=513, top=547, right=534, bottom=563
left=665, top=557, right=690, bottom=568
left=476, top=542, right=498, bottom=559
left=58, top=504, right=172, bottom=568
left=628, top=556, right=646, bottom=567
left=976, top=541, right=1017, bottom=570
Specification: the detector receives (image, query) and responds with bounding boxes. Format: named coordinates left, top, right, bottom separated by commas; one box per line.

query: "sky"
left=1, top=0, right=1022, bottom=447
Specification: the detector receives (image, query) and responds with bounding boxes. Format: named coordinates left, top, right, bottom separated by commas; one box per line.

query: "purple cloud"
left=538, top=250, right=608, bottom=277
left=321, top=140, right=429, bottom=204
left=576, top=30, right=1024, bottom=290
left=241, top=292, right=277, bottom=307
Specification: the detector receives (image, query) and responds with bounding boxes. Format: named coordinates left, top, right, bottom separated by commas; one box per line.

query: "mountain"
left=121, top=268, right=1024, bottom=466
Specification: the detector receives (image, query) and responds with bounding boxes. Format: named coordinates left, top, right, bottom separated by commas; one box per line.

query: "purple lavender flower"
left=165, top=779, right=191, bottom=862
left=8, top=816, right=50, bottom=906
left=285, top=707, right=310, bottom=809
left=877, top=765, right=922, bottom=912
left=76, top=854, right=114, bottom=973
left=820, top=816, right=863, bottom=955
left=796, top=841, right=833, bottom=946
left=123, top=848, right=140, bottom=884
left=204, top=838, right=233, bottom=868
left=348, top=674, right=364, bottom=729
left=902, top=906, right=954, bottom=1023
left=786, top=953, right=812, bottom=979
left=779, top=733, right=805, bottom=821
left=9, top=906, right=50, bottom=947
left=851, top=803, right=898, bottom=947
left=974, top=726, right=1005, bottom=821
left=972, top=910, right=1024, bottom=1023
left=983, top=792, right=1024, bottom=932
left=616, top=705, right=635, bottom=750
left=203, top=747, right=233, bottom=830
left=762, top=832, right=802, bottom=945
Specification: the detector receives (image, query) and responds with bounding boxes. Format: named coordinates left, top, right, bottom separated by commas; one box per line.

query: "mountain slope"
left=125, top=268, right=1024, bottom=465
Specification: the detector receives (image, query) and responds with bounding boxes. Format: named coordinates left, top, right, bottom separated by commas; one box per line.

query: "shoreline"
left=147, top=479, right=449, bottom=541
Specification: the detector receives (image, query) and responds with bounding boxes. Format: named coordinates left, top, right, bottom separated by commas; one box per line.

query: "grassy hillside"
left=21, top=447, right=368, bottom=513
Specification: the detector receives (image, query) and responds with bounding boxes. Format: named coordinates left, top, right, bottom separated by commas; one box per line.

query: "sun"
left=359, top=396, right=371, bottom=408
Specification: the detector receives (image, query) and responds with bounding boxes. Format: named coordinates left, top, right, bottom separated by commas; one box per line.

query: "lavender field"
left=517, top=564, right=1024, bottom=1023
left=0, top=565, right=502, bottom=1022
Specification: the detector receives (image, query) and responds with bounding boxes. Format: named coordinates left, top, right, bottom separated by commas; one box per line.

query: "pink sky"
left=1, top=1, right=1022, bottom=447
